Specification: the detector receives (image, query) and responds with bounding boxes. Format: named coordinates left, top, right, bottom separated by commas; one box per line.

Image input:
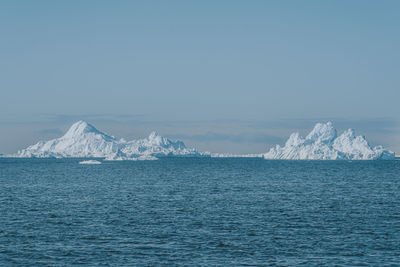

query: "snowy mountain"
left=13, top=121, right=204, bottom=160
left=264, top=122, right=395, bottom=160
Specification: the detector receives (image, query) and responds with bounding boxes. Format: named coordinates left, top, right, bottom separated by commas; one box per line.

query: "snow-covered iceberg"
left=12, top=121, right=205, bottom=160
left=264, top=122, right=395, bottom=160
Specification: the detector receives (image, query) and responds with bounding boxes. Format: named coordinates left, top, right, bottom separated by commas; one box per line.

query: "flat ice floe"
left=264, top=122, right=395, bottom=160
left=79, top=160, right=102, bottom=165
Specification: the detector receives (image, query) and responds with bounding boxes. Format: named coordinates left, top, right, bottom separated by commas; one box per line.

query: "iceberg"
left=12, top=121, right=205, bottom=160
left=264, top=122, right=395, bottom=160
left=7, top=120, right=395, bottom=161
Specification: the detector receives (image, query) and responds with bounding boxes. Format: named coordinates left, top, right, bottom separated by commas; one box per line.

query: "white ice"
left=264, top=122, right=395, bottom=160
left=79, top=160, right=102, bottom=165
left=12, top=121, right=204, bottom=160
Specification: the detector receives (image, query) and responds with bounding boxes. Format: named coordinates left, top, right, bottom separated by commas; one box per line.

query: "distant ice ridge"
left=12, top=121, right=205, bottom=160
left=264, top=122, right=395, bottom=160
left=211, top=153, right=263, bottom=158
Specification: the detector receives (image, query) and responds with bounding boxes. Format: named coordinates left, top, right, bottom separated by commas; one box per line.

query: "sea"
left=0, top=158, right=399, bottom=266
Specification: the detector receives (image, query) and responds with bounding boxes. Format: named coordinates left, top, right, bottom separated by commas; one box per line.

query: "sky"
left=0, top=0, right=399, bottom=154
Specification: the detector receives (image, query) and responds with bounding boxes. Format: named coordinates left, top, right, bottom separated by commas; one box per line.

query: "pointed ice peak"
left=143, top=131, right=188, bottom=150
left=340, top=128, right=356, bottom=138
left=62, top=120, right=112, bottom=140
left=334, top=128, right=369, bottom=150
left=148, top=131, right=160, bottom=139
left=146, top=131, right=169, bottom=146
left=305, top=122, right=337, bottom=143
left=285, top=132, right=303, bottom=147
left=64, top=120, right=95, bottom=135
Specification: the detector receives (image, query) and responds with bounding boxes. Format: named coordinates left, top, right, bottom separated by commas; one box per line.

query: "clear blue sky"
left=1, top=1, right=399, bottom=154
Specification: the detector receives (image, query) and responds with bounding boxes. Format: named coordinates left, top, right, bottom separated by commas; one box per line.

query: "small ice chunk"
left=79, top=160, right=102, bottom=164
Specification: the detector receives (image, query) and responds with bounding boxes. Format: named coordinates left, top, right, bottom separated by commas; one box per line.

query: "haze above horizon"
left=1, top=1, right=399, bottom=154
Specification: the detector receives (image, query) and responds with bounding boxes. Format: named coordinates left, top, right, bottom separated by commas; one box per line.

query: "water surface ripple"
left=0, top=158, right=399, bottom=265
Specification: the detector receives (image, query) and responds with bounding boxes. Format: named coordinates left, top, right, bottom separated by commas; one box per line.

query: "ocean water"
left=0, top=158, right=399, bottom=266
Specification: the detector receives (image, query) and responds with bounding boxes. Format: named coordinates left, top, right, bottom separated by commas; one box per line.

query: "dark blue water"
left=0, top=158, right=399, bottom=266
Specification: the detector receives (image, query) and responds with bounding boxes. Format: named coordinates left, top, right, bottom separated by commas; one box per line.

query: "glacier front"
left=264, top=122, right=395, bottom=160
left=12, top=121, right=205, bottom=160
